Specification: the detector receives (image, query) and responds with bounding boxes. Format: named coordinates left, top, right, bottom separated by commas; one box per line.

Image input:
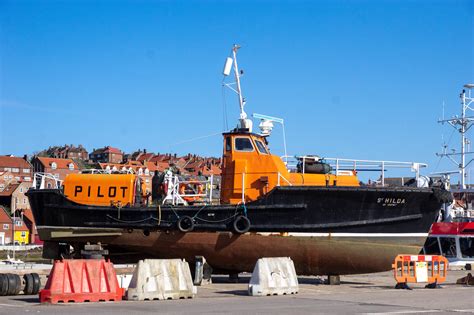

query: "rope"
left=106, top=214, right=153, bottom=224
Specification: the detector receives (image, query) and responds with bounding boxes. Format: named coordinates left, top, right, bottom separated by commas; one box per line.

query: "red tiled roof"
left=37, top=157, right=78, bottom=170
left=0, top=207, right=12, bottom=223
left=145, top=161, right=169, bottom=172
left=103, top=146, right=122, bottom=154
left=91, top=146, right=122, bottom=155
left=0, top=156, right=31, bottom=169
left=137, top=153, right=154, bottom=162
left=0, top=183, right=20, bottom=196
left=22, top=209, right=35, bottom=224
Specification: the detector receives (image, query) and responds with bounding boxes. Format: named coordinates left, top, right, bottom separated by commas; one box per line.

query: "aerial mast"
left=437, top=84, right=474, bottom=189
left=222, top=44, right=252, bottom=131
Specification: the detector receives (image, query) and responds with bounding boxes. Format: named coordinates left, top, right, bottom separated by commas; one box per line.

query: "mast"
left=222, top=44, right=252, bottom=131
left=437, top=84, right=474, bottom=188
left=232, top=45, right=246, bottom=122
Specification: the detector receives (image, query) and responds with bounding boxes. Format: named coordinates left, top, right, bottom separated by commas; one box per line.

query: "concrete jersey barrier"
left=127, top=259, right=196, bottom=301
left=248, top=257, right=299, bottom=296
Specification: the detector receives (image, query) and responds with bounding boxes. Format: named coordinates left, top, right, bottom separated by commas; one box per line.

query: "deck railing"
left=281, top=155, right=428, bottom=187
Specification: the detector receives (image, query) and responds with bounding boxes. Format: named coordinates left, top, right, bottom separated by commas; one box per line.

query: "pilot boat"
left=27, top=45, right=451, bottom=276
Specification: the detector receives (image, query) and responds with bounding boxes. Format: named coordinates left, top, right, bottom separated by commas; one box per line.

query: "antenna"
left=222, top=44, right=252, bottom=132
left=437, top=84, right=474, bottom=188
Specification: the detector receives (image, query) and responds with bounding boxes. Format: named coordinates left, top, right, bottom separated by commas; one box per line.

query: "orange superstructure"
left=220, top=131, right=360, bottom=204
left=63, top=173, right=146, bottom=206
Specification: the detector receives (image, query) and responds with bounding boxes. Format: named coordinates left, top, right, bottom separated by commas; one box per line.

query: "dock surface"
left=0, top=270, right=472, bottom=314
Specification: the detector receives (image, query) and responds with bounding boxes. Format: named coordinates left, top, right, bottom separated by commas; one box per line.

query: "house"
left=0, top=182, right=32, bottom=214
left=0, top=171, right=16, bottom=191
left=16, top=209, right=40, bottom=245
left=44, top=144, right=89, bottom=160
left=0, top=207, right=12, bottom=245
left=31, top=157, right=80, bottom=186
left=0, top=155, right=33, bottom=182
left=89, top=146, right=123, bottom=164
left=12, top=216, right=29, bottom=245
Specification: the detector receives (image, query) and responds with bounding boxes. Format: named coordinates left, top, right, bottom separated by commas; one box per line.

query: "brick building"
left=0, top=156, right=33, bottom=182
left=0, top=182, right=32, bottom=214
left=45, top=144, right=89, bottom=160
left=31, top=157, right=80, bottom=187
left=89, top=146, right=123, bottom=164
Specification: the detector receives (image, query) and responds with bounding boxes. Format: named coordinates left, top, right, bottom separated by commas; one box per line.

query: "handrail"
left=281, top=155, right=428, bottom=186
left=277, top=172, right=292, bottom=186
left=32, top=173, right=63, bottom=189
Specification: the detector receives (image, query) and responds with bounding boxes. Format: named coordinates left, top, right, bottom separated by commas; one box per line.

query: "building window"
left=15, top=220, right=22, bottom=227
left=24, top=177, right=31, bottom=181
left=4, top=168, right=11, bottom=172
left=68, top=163, right=74, bottom=170
left=47, top=183, right=52, bottom=188
left=51, top=162, right=57, bottom=170
left=20, top=187, right=23, bottom=193
left=3, top=224, right=9, bottom=230
left=23, top=198, right=27, bottom=204
left=0, top=184, right=4, bottom=190
left=3, top=175, right=7, bottom=180
left=23, top=169, right=30, bottom=173
left=12, top=168, right=19, bottom=173
left=15, top=177, right=20, bottom=181
left=21, top=232, right=26, bottom=237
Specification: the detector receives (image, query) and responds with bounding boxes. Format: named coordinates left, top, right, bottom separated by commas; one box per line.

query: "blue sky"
left=0, top=0, right=473, bottom=182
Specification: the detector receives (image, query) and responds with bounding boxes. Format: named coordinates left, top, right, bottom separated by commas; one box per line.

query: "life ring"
left=177, top=215, right=195, bottom=233
left=233, top=215, right=251, bottom=234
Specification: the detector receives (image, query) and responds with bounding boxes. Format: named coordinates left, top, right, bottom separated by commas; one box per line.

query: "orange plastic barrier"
left=39, top=259, right=124, bottom=304
left=392, top=255, right=448, bottom=285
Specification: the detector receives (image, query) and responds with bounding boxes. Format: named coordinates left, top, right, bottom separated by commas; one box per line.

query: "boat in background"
left=423, top=84, right=474, bottom=268
left=27, top=45, right=451, bottom=276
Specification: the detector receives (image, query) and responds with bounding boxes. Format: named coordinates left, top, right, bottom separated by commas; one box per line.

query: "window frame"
left=234, top=137, right=255, bottom=152
left=255, top=139, right=269, bottom=154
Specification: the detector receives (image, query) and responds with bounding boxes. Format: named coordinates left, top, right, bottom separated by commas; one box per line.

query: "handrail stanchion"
left=382, top=161, right=385, bottom=186
left=277, top=172, right=281, bottom=186
left=209, top=174, right=213, bottom=204
left=242, top=172, right=245, bottom=203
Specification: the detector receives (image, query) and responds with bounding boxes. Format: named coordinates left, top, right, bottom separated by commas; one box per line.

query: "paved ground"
left=0, top=270, right=472, bottom=314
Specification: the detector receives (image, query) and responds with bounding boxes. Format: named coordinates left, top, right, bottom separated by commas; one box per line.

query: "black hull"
left=27, top=186, right=450, bottom=275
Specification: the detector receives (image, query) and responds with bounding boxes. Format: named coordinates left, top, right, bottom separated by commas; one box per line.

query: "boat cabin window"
left=255, top=139, right=269, bottom=154
left=226, top=137, right=231, bottom=151
left=235, top=137, right=254, bottom=152
left=423, top=237, right=441, bottom=255
left=439, top=237, right=457, bottom=257
left=460, top=237, right=474, bottom=258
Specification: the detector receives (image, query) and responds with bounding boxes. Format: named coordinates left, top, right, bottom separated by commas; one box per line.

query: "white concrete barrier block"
left=248, top=257, right=298, bottom=296
left=117, top=274, right=133, bottom=289
left=127, top=259, right=196, bottom=301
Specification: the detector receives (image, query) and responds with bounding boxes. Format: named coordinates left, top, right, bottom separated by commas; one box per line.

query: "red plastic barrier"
left=39, top=259, right=124, bottom=304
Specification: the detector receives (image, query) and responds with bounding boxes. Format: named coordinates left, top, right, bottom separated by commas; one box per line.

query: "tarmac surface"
left=0, top=270, right=472, bottom=314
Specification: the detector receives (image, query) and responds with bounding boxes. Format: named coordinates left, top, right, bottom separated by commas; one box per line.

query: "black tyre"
left=177, top=216, right=195, bottom=233
left=23, top=274, right=34, bottom=295
left=6, top=274, right=17, bottom=295
left=0, top=274, right=8, bottom=296
left=12, top=274, right=21, bottom=295
left=233, top=215, right=250, bottom=234
left=31, top=273, right=41, bottom=295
